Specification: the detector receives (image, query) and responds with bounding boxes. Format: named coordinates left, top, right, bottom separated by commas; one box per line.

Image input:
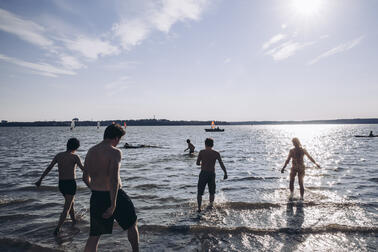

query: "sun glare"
left=291, top=0, right=324, bottom=16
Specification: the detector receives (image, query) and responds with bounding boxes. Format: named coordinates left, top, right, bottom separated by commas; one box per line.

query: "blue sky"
left=0, top=0, right=377, bottom=121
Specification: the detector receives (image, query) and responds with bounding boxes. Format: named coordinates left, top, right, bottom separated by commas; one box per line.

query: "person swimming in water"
left=35, top=138, right=84, bottom=235
left=281, top=138, right=320, bottom=200
left=124, top=142, right=159, bottom=149
left=184, top=139, right=195, bottom=155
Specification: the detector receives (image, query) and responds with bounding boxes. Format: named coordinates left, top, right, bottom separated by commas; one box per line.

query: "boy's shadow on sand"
left=286, top=201, right=304, bottom=229
left=280, top=201, right=306, bottom=252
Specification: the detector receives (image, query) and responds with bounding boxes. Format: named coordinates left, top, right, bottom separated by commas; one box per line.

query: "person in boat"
left=196, top=138, right=228, bottom=212
left=369, top=131, right=374, bottom=137
left=281, top=138, right=320, bottom=200
left=35, top=138, right=84, bottom=235
left=184, top=139, right=195, bottom=155
left=83, top=124, right=139, bottom=252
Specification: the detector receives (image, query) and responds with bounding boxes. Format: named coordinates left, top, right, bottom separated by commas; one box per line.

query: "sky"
left=0, top=0, right=377, bottom=122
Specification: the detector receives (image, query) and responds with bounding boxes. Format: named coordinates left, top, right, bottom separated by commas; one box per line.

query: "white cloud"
left=262, top=33, right=287, bottom=50
left=0, top=1, right=211, bottom=77
left=309, top=36, right=364, bottom=65
left=266, top=41, right=315, bottom=61
left=0, top=8, right=53, bottom=47
left=112, top=19, right=150, bottom=49
left=59, top=55, right=86, bottom=70
left=113, top=0, right=210, bottom=49
left=64, top=37, right=119, bottom=60
left=0, top=53, right=76, bottom=77
left=151, top=0, right=207, bottom=32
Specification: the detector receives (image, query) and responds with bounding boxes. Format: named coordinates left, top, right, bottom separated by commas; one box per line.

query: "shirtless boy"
left=35, top=138, right=84, bottom=235
left=184, top=139, right=195, bottom=155
left=83, top=124, right=139, bottom=252
left=281, top=137, right=320, bottom=200
left=196, top=138, right=227, bottom=212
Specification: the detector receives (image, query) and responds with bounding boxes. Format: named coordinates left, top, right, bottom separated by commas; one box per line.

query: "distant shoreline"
left=1, top=118, right=378, bottom=127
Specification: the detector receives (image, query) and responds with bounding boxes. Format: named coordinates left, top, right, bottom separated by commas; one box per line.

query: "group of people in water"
left=35, top=124, right=321, bottom=252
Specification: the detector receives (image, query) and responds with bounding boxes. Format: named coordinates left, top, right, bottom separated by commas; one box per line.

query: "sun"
left=291, top=0, right=324, bottom=16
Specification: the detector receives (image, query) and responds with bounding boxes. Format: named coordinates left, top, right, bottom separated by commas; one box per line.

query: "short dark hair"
left=205, top=138, right=213, bottom=147
left=187, top=139, right=190, bottom=143
left=67, top=138, right=80, bottom=151
left=104, top=124, right=126, bottom=140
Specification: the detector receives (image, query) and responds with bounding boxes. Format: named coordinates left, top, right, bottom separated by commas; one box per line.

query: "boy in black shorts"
left=35, top=138, right=84, bottom=235
left=196, top=138, right=228, bottom=212
left=83, top=124, right=139, bottom=252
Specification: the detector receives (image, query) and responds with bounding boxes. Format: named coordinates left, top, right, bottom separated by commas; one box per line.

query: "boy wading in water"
left=83, top=124, right=139, bottom=252
left=281, top=138, right=320, bottom=200
left=196, top=138, right=227, bottom=212
left=184, top=139, right=195, bottom=155
left=35, top=138, right=84, bottom=235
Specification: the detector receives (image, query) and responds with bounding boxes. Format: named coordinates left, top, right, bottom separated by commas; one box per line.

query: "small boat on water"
left=205, top=127, right=225, bottom=132
left=205, top=121, right=224, bottom=132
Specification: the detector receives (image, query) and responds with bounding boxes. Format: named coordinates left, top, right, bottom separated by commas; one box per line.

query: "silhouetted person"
left=369, top=131, right=374, bottom=137
left=184, top=139, right=195, bottom=154
left=196, top=138, right=227, bottom=212
left=281, top=138, right=320, bottom=200
left=83, top=124, right=139, bottom=252
left=35, top=138, right=84, bottom=235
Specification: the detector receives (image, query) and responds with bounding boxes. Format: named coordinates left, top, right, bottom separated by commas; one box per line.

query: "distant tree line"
left=0, top=118, right=377, bottom=127
left=0, top=119, right=230, bottom=127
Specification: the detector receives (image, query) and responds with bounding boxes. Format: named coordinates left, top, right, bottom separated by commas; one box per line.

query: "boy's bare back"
left=84, top=143, right=122, bottom=191
left=55, top=151, right=82, bottom=180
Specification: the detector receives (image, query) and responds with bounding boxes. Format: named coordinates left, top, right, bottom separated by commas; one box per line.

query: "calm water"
left=0, top=125, right=377, bottom=251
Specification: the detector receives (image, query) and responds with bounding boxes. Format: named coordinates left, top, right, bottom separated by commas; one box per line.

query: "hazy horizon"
left=1, top=0, right=378, bottom=121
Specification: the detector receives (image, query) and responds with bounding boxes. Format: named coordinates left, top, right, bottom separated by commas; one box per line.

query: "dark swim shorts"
left=198, top=170, right=216, bottom=195
left=90, top=189, right=137, bottom=236
left=58, top=179, right=77, bottom=195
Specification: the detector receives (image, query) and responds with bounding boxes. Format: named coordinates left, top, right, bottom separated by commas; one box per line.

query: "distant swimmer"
left=123, top=142, right=159, bottom=149
left=83, top=124, right=139, bottom=252
left=369, top=131, right=374, bottom=137
left=281, top=138, right=320, bottom=200
left=196, top=138, right=228, bottom=212
left=184, top=139, right=195, bottom=155
left=35, top=138, right=84, bottom=236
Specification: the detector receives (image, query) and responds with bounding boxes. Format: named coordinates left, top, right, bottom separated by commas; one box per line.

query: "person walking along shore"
left=83, top=124, right=139, bottom=252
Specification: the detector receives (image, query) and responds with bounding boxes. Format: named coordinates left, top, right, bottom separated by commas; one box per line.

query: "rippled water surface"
left=0, top=125, right=377, bottom=251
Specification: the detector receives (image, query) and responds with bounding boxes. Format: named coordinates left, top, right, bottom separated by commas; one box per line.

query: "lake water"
left=0, top=125, right=377, bottom=251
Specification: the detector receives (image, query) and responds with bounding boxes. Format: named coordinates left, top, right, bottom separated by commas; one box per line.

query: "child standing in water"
left=35, top=138, right=84, bottom=235
left=196, top=138, right=227, bottom=212
left=281, top=138, right=320, bottom=200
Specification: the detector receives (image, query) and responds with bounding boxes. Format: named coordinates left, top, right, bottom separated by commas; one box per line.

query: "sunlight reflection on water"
left=0, top=125, right=377, bottom=251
